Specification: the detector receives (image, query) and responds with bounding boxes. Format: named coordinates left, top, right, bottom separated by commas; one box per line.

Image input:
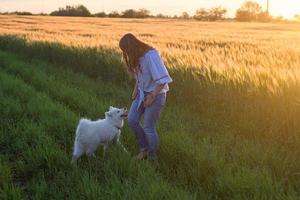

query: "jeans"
left=128, top=92, right=166, bottom=159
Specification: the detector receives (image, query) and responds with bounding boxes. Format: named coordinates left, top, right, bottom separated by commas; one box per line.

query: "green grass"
left=0, top=56, right=194, bottom=199
left=1, top=35, right=300, bottom=199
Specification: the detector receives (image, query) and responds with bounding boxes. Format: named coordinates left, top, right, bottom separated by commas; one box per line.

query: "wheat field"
left=1, top=15, right=300, bottom=92
left=1, top=15, right=300, bottom=199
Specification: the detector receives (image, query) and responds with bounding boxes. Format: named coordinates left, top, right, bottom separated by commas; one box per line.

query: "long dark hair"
left=119, top=33, right=153, bottom=73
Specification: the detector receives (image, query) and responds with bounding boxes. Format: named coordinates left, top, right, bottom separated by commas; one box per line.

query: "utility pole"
left=267, top=0, right=269, bottom=14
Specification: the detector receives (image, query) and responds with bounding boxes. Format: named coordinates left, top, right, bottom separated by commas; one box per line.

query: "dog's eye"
left=117, top=111, right=120, bottom=113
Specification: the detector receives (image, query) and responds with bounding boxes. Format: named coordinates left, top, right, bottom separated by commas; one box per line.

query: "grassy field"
left=1, top=15, right=300, bottom=199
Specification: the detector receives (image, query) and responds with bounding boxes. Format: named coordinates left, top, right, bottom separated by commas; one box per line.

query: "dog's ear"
left=105, top=111, right=112, bottom=117
left=109, top=106, right=113, bottom=111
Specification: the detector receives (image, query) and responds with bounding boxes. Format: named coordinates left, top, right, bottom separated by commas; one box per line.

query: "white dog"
left=72, top=106, right=128, bottom=162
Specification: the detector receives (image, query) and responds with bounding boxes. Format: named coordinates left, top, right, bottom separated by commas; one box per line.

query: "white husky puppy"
left=72, top=106, right=128, bottom=162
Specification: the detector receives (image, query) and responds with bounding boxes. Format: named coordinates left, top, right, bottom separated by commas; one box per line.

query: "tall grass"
left=1, top=34, right=300, bottom=142
left=0, top=56, right=194, bottom=199
left=1, top=46, right=300, bottom=198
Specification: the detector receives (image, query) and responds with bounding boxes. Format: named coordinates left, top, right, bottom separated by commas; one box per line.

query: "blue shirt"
left=135, top=49, right=172, bottom=109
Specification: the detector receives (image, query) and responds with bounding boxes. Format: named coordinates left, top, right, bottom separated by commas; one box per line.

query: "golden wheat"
left=1, top=15, right=300, bottom=94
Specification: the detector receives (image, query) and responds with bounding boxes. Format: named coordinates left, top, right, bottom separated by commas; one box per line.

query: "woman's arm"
left=132, top=80, right=138, bottom=100
left=143, top=84, right=165, bottom=107
left=151, top=84, right=165, bottom=97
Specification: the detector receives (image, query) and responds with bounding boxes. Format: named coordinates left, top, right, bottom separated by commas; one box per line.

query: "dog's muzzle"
left=121, top=109, right=128, bottom=118
left=121, top=113, right=128, bottom=118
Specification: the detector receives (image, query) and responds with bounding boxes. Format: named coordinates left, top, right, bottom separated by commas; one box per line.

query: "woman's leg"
left=143, top=93, right=166, bottom=159
left=128, top=98, right=147, bottom=152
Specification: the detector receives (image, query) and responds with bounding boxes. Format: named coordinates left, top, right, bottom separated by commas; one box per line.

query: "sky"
left=0, top=0, right=299, bottom=19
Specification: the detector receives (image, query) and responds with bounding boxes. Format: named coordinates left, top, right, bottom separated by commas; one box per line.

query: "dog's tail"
left=72, top=119, right=85, bottom=163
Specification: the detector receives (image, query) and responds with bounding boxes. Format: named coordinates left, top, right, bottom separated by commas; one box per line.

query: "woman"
left=119, top=33, right=172, bottom=160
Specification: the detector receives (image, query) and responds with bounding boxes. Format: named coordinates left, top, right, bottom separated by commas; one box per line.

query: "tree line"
left=47, top=5, right=228, bottom=21
left=1, top=1, right=300, bottom=22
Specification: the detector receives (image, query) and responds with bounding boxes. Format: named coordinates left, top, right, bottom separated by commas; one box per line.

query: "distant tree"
left=181, top=12, right=190, bottom=19
left=108, top=11, right=120, bottom=18
left=209, top=7, right=227, bottom=21
left=76, top=5, right=91, bottom=16
left=236, top=1, right=263, bottom=21
left=94, top=12, right=106, bottom=17
left=156, top=13, right=166, bottom=18
left=122, top=9, right=136, bottom=18
left=194, top=7, right=226, bottom=21
left=137, top=8, right=150, bottom=18
left=236, top=10, right=253, bottom=21
left=294, top=14, right=300, bottom=21
left=242, top=1, right=262, bottom=15
left=194, top=8, right=210, bottom=21
left=11, top=11, right=33, bottom=15
left=121, top=9, right=150, bottom=18
left=50, top=5, right=91, bottom=17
